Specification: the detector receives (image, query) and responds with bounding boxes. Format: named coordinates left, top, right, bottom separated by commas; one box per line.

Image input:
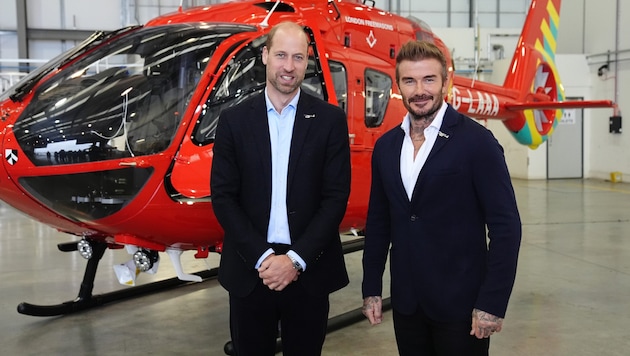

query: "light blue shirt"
left=255, top=88, right=306, bottom=271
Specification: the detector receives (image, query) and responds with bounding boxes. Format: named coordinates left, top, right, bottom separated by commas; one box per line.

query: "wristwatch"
left=287, top=254, right=303, bottom=272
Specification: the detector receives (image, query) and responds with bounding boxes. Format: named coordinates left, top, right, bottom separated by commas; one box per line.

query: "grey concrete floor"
left=1, top=178, right=630, bottom=355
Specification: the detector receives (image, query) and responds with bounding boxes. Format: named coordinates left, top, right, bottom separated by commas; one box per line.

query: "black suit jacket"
left=211, top=91, right=350, bottom=298
left=362, top=104, right=522, bottom=322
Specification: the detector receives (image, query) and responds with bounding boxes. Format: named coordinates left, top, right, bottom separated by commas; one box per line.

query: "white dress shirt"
left=400, top=101, right=447, bottom=200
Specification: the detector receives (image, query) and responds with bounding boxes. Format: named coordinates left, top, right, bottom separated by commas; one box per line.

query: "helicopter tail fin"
left=501, top=0, right=564, bottom=148
left=501, top=0, right=614, bottom=148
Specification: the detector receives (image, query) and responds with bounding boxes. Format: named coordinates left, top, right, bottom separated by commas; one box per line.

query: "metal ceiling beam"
left=27, top=28, right=95, bottom=42
left=16, top=0, right=28, bottom=58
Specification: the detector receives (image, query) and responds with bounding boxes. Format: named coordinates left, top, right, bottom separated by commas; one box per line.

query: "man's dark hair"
left=395, top=40, right=448, bottom=83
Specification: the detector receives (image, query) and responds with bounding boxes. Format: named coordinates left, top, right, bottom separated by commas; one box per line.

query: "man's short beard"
left=406, top=94, right=442, bottom=123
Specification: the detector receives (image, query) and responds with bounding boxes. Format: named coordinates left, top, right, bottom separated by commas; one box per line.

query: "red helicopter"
left=0, top=0, right=614, bottom=316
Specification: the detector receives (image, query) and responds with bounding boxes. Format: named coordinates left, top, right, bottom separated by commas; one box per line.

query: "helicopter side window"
left=328, top=60, right=348, bottom=113
left=193, top=36, right=327, bottom=145
left=364, top=69, right=391, bottom=127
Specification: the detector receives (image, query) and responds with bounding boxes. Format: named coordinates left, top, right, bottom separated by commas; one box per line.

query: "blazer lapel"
left=425, top=105, right=456, bottom=163
left=391, top=128, right=409, bottom=203
left=249, top=94, right=272, bottom=188
left=287, top=93, right=315, bottom=192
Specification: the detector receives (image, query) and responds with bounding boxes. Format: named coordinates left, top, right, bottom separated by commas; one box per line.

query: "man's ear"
left=262, top=46, right=269, bottom=65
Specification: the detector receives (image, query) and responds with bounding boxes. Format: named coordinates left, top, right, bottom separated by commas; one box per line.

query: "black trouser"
left=229, top=280, right=329, bottom=356
left=393, top=307, right=490, bottom=356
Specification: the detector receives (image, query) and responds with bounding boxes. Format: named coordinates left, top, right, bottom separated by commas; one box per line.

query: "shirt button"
left=410, top=215, right=417, bottom=221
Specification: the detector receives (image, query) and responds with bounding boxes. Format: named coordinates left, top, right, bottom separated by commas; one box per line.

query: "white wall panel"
left=499, top=13, right=524, bottom=29
left=0, top=1, right=17, bottom=29
left=412, top=12, right=448, bottom=27
left=583, top=0, right=617, bottom=54
left=556, top=0, right=585, bottom=53
left=581, top=0, right=630, bottom=180
left=499, top=0, right=529, bottom=12
left=451, top=0, right=470, bottom=12
left=59, top=0, right=122, bottom=30
left=26, top=0, right=63, bottom=28
left=477, top=0, right=498, bottom=12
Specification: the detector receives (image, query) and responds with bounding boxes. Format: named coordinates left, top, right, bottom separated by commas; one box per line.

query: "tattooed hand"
left=470, top=308, right=503, bottom=339
left=362, top=296, right=383, bottom=325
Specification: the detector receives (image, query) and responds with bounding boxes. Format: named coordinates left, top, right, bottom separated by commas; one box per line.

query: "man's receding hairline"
left=267, top=22, right=309, bottom=50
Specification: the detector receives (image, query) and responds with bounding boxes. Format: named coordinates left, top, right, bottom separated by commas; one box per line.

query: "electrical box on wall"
left=609, top=116, right=622, bottom=133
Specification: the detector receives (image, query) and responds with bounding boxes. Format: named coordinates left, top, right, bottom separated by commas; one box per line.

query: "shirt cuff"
left=255, top=248, right=275, bottom=269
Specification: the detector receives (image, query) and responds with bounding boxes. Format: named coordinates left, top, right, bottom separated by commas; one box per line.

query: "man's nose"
left=283, top=58, right=295, bottom=71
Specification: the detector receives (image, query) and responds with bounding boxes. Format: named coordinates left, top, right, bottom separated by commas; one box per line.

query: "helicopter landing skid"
left=17, top=241, right=218, bottom=317
left=17, top=237, right=364, bottom=317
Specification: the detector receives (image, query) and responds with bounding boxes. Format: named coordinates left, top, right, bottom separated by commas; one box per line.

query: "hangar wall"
left=0, top=0, right=628, bottom=181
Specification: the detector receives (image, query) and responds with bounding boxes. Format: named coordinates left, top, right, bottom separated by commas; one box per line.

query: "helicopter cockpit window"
left=192, top=36, right=327, bottom=145
left=12, top=24, right=256, bottom=166
left=365, top=69, right=391, bottom=127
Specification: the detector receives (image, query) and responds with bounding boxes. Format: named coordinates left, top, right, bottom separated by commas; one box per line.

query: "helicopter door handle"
left=119, top=159, right=149, bottom=167
left=348, top=133, right=355, bottom=145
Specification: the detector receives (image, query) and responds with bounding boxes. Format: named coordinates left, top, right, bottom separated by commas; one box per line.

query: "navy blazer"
left=211, top=91, right=351, bottom=298
left=362, top=104, right=521, bottom=322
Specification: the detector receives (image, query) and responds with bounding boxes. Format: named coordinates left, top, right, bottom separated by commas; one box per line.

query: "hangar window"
left=364, top=69, right=391, bottom=127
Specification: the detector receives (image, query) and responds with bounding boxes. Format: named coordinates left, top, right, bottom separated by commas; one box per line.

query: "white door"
left=547, top=99, right=583, bottom=179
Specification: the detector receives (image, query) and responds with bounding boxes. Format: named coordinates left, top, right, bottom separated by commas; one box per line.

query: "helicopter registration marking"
left=451, top=87, right=499, bottom=117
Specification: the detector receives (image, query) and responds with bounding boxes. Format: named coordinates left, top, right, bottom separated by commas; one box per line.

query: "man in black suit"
left=210, top=21, right=351, bottom=356
left=361, top=40, right=522, bottom=355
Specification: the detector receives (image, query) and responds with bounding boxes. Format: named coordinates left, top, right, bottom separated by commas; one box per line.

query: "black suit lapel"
left=391, top=128, right=409, bottom=203
left=425, top=113, right=455, bottom=162
left=287, top=93, right=316, bottom=192
left=249, top=94, right=272, bottom=188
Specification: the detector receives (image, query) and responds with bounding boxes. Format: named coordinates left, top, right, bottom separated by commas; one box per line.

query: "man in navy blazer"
left=362, top=40, right=521, bottom=355
left=211, top=22, right=350, bottom=355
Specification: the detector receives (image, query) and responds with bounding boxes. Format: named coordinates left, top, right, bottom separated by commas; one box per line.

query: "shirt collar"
left=400, top=101, right=447, bottom=135
left=265, top=87, right=301, bottom=114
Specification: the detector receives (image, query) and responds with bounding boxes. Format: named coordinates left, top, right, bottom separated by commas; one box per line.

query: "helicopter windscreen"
left=12, top=23, right=256, bottom=166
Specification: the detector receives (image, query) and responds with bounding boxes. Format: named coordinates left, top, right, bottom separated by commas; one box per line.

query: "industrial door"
left=547, top=98, right=583, bottom=179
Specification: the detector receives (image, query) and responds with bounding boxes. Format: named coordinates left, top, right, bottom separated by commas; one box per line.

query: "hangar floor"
left=1, top=178, right=630, bottom=355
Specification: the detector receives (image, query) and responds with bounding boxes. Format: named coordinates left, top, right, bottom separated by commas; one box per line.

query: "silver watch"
left=287, top=255, right=303, bottom=272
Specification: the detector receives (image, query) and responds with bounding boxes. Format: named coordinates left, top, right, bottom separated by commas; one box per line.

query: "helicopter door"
left=168, top=29, right=334, bottom=200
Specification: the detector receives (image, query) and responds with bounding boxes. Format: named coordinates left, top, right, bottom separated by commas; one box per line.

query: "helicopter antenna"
left=260, top=0, right=281, bottom=28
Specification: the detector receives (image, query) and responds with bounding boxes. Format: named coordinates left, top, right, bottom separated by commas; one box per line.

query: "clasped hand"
left=258, top=254, right=299, bottom=291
